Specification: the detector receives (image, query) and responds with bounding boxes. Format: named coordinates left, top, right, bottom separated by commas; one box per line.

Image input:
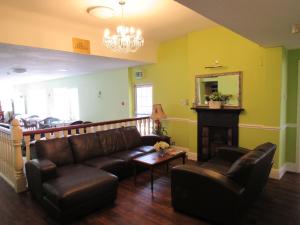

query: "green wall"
left=15, top=69, right=131, bottom=122
left=286, top=49, right=300, bottom=163
left=130, top=26, right=286, bottom=168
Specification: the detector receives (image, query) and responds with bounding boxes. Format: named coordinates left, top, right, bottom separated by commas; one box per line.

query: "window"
left=51, top=88, right=79, bottom=121
left=135, top=84, right=153, bottom=117
left=27, top=89, right=48, bottom=118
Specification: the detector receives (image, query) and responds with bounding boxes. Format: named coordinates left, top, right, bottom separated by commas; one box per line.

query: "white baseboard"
left=270, top=163, right=298, bottom=180
left=286, top=162, right=298, bottom=173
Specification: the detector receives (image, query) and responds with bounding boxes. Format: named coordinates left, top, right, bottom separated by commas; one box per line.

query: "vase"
left=208, top=101, right=222, bottom=109
left=158, top=149, right=166, bottom=157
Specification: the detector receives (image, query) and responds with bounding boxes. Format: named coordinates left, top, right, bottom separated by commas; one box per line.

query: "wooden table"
left=132, top=149, right=186, bottom=193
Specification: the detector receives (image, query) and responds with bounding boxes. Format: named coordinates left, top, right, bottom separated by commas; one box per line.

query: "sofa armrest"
left=171, top=165, right=245, bottom=224
left=172, top=165, right=244, bottom=195
left=217, top=146, right=250, bottom=163
left=141, top=135, right=170, bottom=146
left=25, top=159, right=57, bottom=200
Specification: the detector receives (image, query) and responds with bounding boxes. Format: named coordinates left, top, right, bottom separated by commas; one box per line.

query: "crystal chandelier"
left=103, top=0, right=144, bottom=53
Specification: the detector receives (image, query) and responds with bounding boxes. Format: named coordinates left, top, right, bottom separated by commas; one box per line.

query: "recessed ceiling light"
left=58, top=69, right=68, bottom=72
left=12, top=67, right=27, bottom=73
left=87, top=6, right=115, bottom=19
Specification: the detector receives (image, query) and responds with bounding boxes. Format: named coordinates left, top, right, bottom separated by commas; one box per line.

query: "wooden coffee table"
left=132, top=149, right=186, bottom=193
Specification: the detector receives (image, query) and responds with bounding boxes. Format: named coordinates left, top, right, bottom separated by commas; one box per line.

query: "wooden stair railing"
left=0, top=119, right=26, bottom=193
left=23, top=116, right=152, bottom=160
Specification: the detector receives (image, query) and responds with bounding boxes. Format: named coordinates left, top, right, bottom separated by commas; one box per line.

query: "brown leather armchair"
left=171, top=143, right=276, bottom=225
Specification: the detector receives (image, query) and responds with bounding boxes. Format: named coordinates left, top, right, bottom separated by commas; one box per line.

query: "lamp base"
left=153, top=120, right=167, bottom=136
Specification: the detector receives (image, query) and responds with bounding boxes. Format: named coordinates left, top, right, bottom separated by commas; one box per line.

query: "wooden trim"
left=194, top=71, right=243, bottom=108
left=23, top=116, right=150, bottom=136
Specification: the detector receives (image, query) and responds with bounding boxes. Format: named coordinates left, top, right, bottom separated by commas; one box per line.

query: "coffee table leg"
left=150, top=168, right=154, bottom=193
left=134, top=164, right=137, bottom=186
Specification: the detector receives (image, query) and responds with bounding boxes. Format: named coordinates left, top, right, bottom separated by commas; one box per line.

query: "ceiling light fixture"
left=12, top=67, right=27, bottom=73
left=87, top=6, right=114, bottom=19
left=102, top=0, right=144, bottom=53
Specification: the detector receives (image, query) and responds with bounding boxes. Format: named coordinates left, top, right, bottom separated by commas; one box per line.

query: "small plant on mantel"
left=205, top=92, right=232, bottom=109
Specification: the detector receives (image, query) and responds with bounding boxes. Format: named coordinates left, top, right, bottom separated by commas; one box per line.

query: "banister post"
left=11, top=119, right=26, bottom=193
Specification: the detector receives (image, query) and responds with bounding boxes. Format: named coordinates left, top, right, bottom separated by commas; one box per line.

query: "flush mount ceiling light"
left=87, top=6, right=114, bottom=19
left=102, top=0, right=144, bottom=53
left=12, top=67, right=27, bottom=73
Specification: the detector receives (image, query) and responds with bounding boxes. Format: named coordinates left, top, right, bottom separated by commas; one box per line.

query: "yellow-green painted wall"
left=130, top=27, right=286, bottom=168
left=286, top=49, right=300, bottom=163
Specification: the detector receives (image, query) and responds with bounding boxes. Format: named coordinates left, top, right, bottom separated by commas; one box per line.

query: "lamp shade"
left=151, top=104, right=167, bottom=121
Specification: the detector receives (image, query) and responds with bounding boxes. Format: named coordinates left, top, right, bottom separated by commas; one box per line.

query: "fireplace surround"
left=192, top=107, right=244, bottom=161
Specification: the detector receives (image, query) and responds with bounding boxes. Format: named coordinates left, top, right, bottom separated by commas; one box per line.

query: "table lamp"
left=151, top=104, right=167, bottom=135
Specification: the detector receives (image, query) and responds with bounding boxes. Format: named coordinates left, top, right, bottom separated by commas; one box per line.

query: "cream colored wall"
left=0, top=4, right=157, bottom=63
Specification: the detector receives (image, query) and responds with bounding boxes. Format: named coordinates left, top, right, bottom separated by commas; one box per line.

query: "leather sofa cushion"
left=97, top=129, right=127, bottom=154
left=133, top=146, right=155, bottom=153
left=43, top=164, right=118, bottom=209
left=69, top=133, right=103, bottom=162
left=35, top=137, right=74, bottom=166
left=110, top=150, right=146, bottom=163
left=200, top=157, right=232, bottom=176
left=121, top=126, right=142, bottom=149
left=83, top=156, right=126, bottom=173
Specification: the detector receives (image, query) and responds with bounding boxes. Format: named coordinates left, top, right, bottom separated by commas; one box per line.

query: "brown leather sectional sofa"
left=171, top=142, right=276, bottom=225
left=25, top=126, right=169, bottom=220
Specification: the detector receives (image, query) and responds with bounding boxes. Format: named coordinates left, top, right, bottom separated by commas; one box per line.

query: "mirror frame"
left=195, top=71, right=243, bottom=108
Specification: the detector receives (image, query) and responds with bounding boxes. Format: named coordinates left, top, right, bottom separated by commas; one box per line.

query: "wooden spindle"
left=63, top=130, right=68, bottom=137
left=71, top=129, right=76, bottom=135
left=34, top=133, right=41, bottom=141
left=86, top=127, right=92, bottom=133
left=24, top=135, right=31, bottom=161
left=45, top=133, right=51, bottom=139
left=143, top=119, right=147, bottom=135
left=137, top=120, right=142, bottom=133
left=79, top=128, right=84, bottom=134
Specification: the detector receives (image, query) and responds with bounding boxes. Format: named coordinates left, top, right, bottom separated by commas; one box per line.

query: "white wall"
left=14, top=68, right=131, bottom=122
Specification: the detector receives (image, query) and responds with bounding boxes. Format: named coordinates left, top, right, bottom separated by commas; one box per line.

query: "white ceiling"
left=0, top=43, right=142, bottom=84
left=0, top=0, right=217, bottom=85
left=0, top=0, right=216, bottom=42
left=176, top=0, right=300, bottom=49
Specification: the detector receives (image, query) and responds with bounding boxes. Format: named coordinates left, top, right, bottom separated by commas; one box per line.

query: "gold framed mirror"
left=195, top=71, right=242, bottom=108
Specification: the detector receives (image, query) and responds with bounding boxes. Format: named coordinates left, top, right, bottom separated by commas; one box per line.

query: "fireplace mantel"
left=192, top=107, right=244, bottom=161
left=191, top=107, right=244, bottom=113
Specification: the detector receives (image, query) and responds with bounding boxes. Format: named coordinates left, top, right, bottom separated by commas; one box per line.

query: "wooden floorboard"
left=0, top=160, right=300, bottom=225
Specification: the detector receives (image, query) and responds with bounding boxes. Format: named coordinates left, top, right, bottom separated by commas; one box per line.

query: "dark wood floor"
left=1, top=161, right=300, bottom=225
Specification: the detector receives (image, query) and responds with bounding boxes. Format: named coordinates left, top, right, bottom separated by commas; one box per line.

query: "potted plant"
left=154, top=141, right=170, bottom=156
left=205, top=92, right=231, bottom=109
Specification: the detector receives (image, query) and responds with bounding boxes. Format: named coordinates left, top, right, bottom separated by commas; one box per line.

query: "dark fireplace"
left=192, top=107, right=243, bottom=161
left=202, top=126, right=233, bottom=158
